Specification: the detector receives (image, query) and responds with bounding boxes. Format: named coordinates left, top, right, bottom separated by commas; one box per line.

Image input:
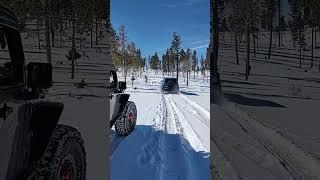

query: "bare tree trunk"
left=59, top=13, right=63, bottom=48
left=235, top=31, right=239, bottom=64
left=268, top=21, right=273, bottom=59
left=99, top=18, right=103, bottom=37
left=124, top=57, right=127, bottom=82
left=91, top=1, right=93, bottom=48
left=71, top=1, right=76, bottom=79
left=187, top=70, right=189, bottom=86
left=293, top=36, right=295, bottom=48
left=312, top=27, right=314, bottom=68
left=176, top=55, right=179, bottom=82
left=51, top=20, right=55, bottom=47
left=246, top=21, right=250, bottom=81
left=315, top=27, right=317, bottom=48
left=211, top=0, right=222, bottom=104
left=37, top=17, right=41, bottom=49
left=278, top=0, right=281, bottom=47
left=183, top=71, right=185, bottom=82
left=256, top=31, right=259, bottom=54
left=299, top=29, right=302, bottom=68
left=194, top=66, right=195, bottom=79
left=245, top=0, right=252, bottom=81
left=96, top=18, right=98, bottom=45
left=253, top=32, right=256, bottom=58
left=44, top=1, right=51, bottom=64
left=80, top=30, right=82, bottom=50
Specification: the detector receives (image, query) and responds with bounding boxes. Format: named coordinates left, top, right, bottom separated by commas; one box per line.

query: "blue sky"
left=111, top=0, right=210, bottom=60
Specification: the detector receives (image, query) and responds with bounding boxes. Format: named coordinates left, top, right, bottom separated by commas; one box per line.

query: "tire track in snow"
left=178, top=93, right=210, bottom=121
left=129, top=93, right=209, bottom=180
left=221, top=103, right=320, bottom=178
left=136, top=95, right=166, bottom=180
left=159, top=94, right=193, bottom=180
left=168, top=94, right=210, bottom=152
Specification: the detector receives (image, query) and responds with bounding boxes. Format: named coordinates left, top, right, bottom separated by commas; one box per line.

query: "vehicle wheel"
left=115, top=101, right=137, bottom=136
left=27, top=125, right=86, bottom=180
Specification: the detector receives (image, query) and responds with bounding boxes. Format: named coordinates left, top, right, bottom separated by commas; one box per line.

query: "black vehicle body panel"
left=5, top=102, right=64, bottom=180
left=161, top=78, right=179, bottom=94
left=0, top=5, right=65, bottom=179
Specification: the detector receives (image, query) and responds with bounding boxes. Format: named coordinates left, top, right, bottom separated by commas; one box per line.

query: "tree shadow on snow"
left=133, top=87, right=156, bottom=91
left=225, top=93, right=286, bottom=108
left=110, top=125, right=210, bottom=180
left=222, top=79, right=279, bottom=88
left=179, top=90, right=199, bottom=96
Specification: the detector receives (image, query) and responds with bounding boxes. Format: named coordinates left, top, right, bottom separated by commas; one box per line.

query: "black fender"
left=5, top=101, right=64, bottom=179
left=110, top=94, right=130, bottom=128
left=28, top=101, right=64, bottom=164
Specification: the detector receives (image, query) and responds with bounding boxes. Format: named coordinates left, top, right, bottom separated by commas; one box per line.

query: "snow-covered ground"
left=110, top=71, right=210, bottom=180
left=0, top=28, right=110, bottom=179
left=212, top=31, right=320, bottom=179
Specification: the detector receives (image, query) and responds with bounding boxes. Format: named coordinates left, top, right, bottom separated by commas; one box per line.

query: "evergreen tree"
left=150, top=53, right=160, bottom=73
left=170, top=32, right=181, bottom=81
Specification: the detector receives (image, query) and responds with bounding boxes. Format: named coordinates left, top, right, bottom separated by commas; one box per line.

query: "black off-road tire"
left=27, top=125, right=86, bottom=180
left=115, top=101, right=137, bottom=136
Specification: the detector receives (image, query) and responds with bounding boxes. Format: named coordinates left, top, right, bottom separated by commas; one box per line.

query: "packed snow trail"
left=110, top=75, right=210, bottom=180
left=156, top=93, right=210, bottom=180
left=165, top=94, right=210, bottom=152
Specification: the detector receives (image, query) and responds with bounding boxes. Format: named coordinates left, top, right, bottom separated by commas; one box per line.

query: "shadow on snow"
left=110, top=125, right=210, bottom=180
left=225, top=93, right=286, bottom=108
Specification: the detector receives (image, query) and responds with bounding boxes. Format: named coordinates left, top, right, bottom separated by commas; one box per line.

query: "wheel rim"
left=59, top=155, right=76, bottom=180
left=128, top=112, right=135, bottom=122
left=61, top=160, right=73, bottom=180
left=127, top=105, right=136, bottom=128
